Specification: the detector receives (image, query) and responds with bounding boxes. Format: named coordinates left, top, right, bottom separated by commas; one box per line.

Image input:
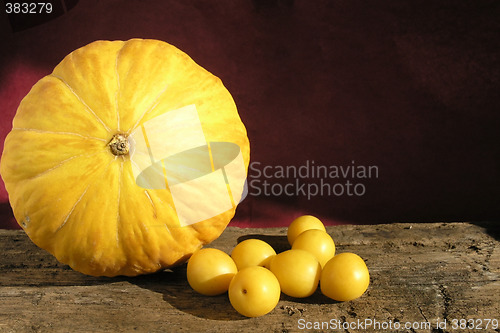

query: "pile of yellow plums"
left=186, top=215, right=370, bottom=317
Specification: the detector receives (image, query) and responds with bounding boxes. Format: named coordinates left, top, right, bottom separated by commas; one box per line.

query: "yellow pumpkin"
left=0, top=39, right=250, bottom=277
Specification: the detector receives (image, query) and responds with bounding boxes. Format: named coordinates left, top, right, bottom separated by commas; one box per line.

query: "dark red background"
left=1, top=0, right=499, bottom=229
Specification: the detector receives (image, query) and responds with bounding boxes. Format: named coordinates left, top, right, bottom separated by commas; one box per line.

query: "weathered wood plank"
left=0, top=222, right=499, bottom=333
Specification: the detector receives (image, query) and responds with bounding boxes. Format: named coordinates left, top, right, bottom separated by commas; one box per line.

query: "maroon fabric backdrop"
left=1, top=0, right=499, bottom=229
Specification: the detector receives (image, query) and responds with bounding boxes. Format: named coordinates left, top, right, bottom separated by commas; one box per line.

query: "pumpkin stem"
left=108, top=134, right=130, bottom=156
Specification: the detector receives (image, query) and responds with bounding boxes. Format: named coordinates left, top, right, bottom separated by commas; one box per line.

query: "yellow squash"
left=0, top=39, right=249, bottom=277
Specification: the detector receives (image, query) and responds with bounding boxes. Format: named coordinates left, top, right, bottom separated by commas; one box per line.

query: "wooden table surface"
left=1, top=222, right=499, bottom=333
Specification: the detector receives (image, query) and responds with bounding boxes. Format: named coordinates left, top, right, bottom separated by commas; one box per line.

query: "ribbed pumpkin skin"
left=0, top=39, right=250, bottom=277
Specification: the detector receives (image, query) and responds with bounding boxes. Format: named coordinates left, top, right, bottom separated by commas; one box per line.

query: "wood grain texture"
left=1, top=222, right=499, bottom=333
